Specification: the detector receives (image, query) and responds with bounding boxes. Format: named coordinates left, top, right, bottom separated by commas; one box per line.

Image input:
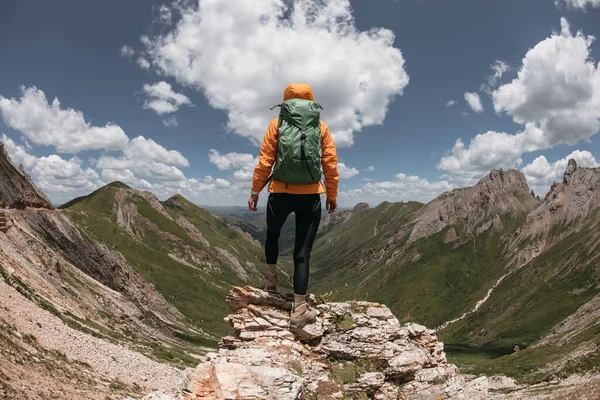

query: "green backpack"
left=271, top=98, right=323, bottom=186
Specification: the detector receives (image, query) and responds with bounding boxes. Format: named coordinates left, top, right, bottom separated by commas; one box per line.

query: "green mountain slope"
left=311, top=170, right=538, bottom=328
left=437, top=162, right=600, bottom=381
left=62, top=183, right=265, bottom=341
left=310, top=162, right=600, bottom=382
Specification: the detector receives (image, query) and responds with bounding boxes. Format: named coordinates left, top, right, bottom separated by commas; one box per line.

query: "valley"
left=2, top=137, right=600, bottom=398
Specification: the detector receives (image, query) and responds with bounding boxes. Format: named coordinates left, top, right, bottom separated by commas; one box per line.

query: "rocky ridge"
left=141, top=287, right=518, bottom=400
left=408, top=169, right=539, bottom=244
left=509, top=159, right=600, bottom=267
left=0, top=142, right=53, bottom=209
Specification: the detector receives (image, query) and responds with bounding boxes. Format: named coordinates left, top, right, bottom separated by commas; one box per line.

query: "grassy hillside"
left=440, top=212, right=600, bottom=382
left=63, top=184, right=265, bottom=342
left=311, top=201, right=528, bottom=328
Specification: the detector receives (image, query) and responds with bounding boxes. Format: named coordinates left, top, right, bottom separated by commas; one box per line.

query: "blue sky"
left=1, top=0, right=600, bottom=207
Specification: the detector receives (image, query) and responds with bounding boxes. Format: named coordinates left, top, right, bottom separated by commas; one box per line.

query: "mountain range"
left=2, top=138, right=600, bottom=398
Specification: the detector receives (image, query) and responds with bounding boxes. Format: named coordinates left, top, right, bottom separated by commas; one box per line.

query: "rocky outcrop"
left=0, top=141, right=53, bottom=209
left=408, top=169, right=539, bottom=244
left=142, top=287, right=514, bottom=400
left=508, top=160, right=600, bottom=269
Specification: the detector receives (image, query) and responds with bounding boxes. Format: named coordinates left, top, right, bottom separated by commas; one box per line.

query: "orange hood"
left=283, top=83, right=315, bottom=101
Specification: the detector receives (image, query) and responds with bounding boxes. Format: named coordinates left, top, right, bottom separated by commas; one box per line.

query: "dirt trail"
left=437, top=271, right=511, bottom=331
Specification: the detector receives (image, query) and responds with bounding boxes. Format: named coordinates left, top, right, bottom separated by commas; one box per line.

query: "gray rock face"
left=140, top=287, right=518, bottom=400
left=408, top=169, right=539, bottom=244
left=508, top=161, right=600, bottom=270
left=563, top=158, right=578, bottom=184
left=0, top=142, right=53, bottom=209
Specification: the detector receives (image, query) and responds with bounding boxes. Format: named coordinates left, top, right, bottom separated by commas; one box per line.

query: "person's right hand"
left=326, top=198, right=337, bottom=214
left=248, top=194, right=259, bottom=212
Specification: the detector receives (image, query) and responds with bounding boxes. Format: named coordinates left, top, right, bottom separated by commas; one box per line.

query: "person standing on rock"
left=249, top=83, right=339, bottom=327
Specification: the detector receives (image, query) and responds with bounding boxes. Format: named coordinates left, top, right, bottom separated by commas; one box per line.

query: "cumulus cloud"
left=140, top=0, right=409, bottom=147
left=446, top=100, right=457, bottom=107
left=464, top=92, right=483, bottom=113
left=341, top=173, right=454, bottom=204
left=120, top=45, right=135, bottom=58
left=157, top=4, right=172, bottom=25
left=557, top=0, right=600, bottom=10
left=100, top=169, right=153, bottom=189
left=338, top=162, right=359, bottom=179
left=493, top=18, right=600, bottom=145
left=480, top=60, right=510, bottom=94
left=368, top=166, right=375, bottom=171
left=1, top=134, right=101, bottom=203
left=96, top=136, right=189, bottom=182
left=208, top=150, right=257, bottom=171
left=1, top=134, right=38, bottom=170
left=0, top=87, right=129, bottom=153
left=137, top=57, right=151, bottom=69
left=439, top=18, right=600, bottom=181
left=163, top=116, right=178, bottom=127
left=208, top=150, right=258, bottom=182
left=142, top=81, right=191, bottom=116
left=438, top=124, right=547, bottom=184
left=124, top=136, right=189, bottom=167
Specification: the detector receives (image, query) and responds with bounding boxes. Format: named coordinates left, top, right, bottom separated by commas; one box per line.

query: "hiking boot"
left=260, top=269, right=278, bottom=293
left=290, top=303, right=318, bottom=327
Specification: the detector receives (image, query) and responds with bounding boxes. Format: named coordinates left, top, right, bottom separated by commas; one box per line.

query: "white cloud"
left=1, top=134, right=38, bottom=170
left=480, top=60, right=510, bottom=94
left=493, top=18, right=600, bottom=146
left=208, top=150, right=258, bottom=183
left=98, top=156, right=186, bottom=182
left=557, top=0, right=600, bottom=10
left=368, top=166, right=375, bottom=171
left=157, top=5, right=172, bottom=25
left=232, top=170, right=254, bottom=182
left=140, top=0, right=409, bottom=147
left=124, top=136, right=189, bottom=167
left=438, top=124, right=547, bottom=183
left=439, top=18, right=600, bottom=181
left=0, top=87, right=129, bottom=153
left=1, top=134, right=101, bottom=203
left=208, top=150, right=257, bottom=171
left=338, top=162, right=359, bottom=179
left=162, top=116, right=178, bottom=127
left=446, top=100, right=457, bottom=107
left=464, top=92, right=483, bottom=113
left=100, top=169, right=153, bottom=189
left=142, top=81, right=191, bottom=116
left=137, top=57, right=151, bottom=69
left=341, top=173, right=454, bottom=204
left=97, top=136, right=189, bottom=182
left=120, top=45, right=135, bottom=58
left=522, top=150, right=599, bottom=197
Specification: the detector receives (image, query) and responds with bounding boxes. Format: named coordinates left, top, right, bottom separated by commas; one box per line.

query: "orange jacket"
left=251, top=83, right=339, bottom=200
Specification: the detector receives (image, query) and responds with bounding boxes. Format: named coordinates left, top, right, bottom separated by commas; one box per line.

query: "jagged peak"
left=433, top=168, right=531, bottom=204
left=477, top=168, right=530, bottom=191
left=563, top=158, right=578, bottom=184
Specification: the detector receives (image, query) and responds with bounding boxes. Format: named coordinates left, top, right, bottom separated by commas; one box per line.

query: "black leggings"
left=265, top=193, right=322, bottom=295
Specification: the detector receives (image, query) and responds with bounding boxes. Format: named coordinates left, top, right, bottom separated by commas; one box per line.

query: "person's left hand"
left=248, top=194, right=259, bottom=211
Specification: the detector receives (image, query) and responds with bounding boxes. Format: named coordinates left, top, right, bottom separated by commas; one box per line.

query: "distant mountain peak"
left=105, top=181, right=132, bottom=190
